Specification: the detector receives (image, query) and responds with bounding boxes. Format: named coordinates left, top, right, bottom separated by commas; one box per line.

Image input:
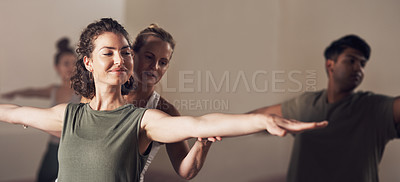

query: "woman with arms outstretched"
left=80, top=23, right=216, bottom=181
left=0, top=18, right=327, bottom=182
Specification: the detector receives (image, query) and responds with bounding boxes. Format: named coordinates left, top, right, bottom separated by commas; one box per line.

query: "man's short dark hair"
left=324, top=34, right=371, bottom=61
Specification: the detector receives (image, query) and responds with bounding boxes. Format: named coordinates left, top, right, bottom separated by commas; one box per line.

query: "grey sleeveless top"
left=48, top=86, right=81, bottom=144
left=57, top=103, right=148, bottom=182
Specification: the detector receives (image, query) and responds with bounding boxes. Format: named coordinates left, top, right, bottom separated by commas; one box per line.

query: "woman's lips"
left=109, top=67, right=127, bottom=72
left=144, top=71, right=156, bottom=77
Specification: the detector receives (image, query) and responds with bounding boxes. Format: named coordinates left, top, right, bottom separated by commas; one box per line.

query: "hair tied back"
left=148, top=23, right=159, bottom=29
left=57, top=37, right=71, bottom=52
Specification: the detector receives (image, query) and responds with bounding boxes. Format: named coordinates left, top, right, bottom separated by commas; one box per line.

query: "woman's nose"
left=114, top=53, right=125, bottom=65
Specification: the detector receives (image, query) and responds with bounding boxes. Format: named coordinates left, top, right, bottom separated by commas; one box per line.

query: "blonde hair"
left=132, top=23, right=175, bottom=53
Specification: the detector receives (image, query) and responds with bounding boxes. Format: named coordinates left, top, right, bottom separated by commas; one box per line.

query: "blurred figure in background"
left=2, top=37, right=80, bottom=182
left=250, top=35, right=400, bottom=182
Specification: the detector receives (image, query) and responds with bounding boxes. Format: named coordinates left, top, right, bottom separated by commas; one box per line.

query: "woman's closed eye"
left=102, top=52, right=113, bottom=56
left=159, top=60, right=169, bottom=66
left=145, top=55, right=154, bottom=60
left=122, top=51, right=132, bottom=56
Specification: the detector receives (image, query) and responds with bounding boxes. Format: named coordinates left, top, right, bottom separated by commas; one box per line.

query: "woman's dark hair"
left=132, top=23, right=175, bottom=54
left=71, top=18, right=134, bottom=99
left=324, top=34, right=371, bottom=62
left=55, top=37, right=75, bottom=65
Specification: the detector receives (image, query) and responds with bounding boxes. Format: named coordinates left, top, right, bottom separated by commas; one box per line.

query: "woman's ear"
left=83, top=56, right=93, bottom=72
left=132, top=50, right=136, bottom=60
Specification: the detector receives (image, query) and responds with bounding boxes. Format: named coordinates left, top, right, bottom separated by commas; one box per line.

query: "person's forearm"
left=0, top=104, right=64, bottom=136
left=247, top=104, right=283, bottom=117
left=147, top=110, right=327, bottom=143
left=0, top=104, right=21, bottom=124
left=16, top=89, right=42, bottom=98
left=193, top=112, right=325, bottom=138
left=148, top=113, right=269, bottom=143
left=3, top=88, right=49, bottom=99
left=195, top=113, right=269, bottom=138
left=174, top=140, right=212, bottom=180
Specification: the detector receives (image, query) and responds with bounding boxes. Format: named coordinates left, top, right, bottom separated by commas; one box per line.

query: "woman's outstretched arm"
left=140, top=109, right=328, bottom=144
left=1, top=85, right=54, bottom=99
left=0, top=103, right=66, bottom=137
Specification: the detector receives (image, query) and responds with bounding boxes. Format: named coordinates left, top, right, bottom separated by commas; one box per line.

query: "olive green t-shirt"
left=282, top=90, right=397, bottom=182
left=57, top=103, right=148, bottom=182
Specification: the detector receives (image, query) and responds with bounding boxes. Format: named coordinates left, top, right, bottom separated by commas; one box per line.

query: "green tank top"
left=57, top=103, right=148, bottom=182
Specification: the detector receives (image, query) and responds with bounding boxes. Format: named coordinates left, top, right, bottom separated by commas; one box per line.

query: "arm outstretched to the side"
left=0, top=103, right=67, bottom=137
left=247, top=104, right=283, bottom=117
left=140, top=109, right=328, bottom=145
left=1, top=85, right=54, bottom=100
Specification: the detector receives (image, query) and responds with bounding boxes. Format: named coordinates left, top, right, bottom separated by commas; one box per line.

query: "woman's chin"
left=145, top=80, right=159, bottom=87
left=136, top=83, right=155, bottom=89
left=104, top=79, right=129, bottom=87
left=136, top=78, right=158, bottom=87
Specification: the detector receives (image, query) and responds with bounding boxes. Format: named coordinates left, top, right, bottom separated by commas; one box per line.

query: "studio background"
left=1, top=0, right=399, bottom=181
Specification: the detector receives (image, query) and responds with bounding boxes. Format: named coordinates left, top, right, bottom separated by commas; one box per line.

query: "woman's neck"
left=90, top=84, right=126, bottom=111
left=125, top=83, right=155, bottom=108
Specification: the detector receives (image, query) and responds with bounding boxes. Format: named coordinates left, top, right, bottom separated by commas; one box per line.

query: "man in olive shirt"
left=251, top=35, right=400, bottom=182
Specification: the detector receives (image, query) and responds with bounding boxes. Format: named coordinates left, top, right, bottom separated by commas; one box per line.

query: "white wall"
left=126, top=0, right=400, bottom=182
left=0, top=0, right=125, bottom=181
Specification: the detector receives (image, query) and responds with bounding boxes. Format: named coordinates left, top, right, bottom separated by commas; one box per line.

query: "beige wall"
left=0, top=0, right=399, bottom=181
left=126, top=0, right=400, bottom=182
left=0, top=0, right=125, bottom=181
